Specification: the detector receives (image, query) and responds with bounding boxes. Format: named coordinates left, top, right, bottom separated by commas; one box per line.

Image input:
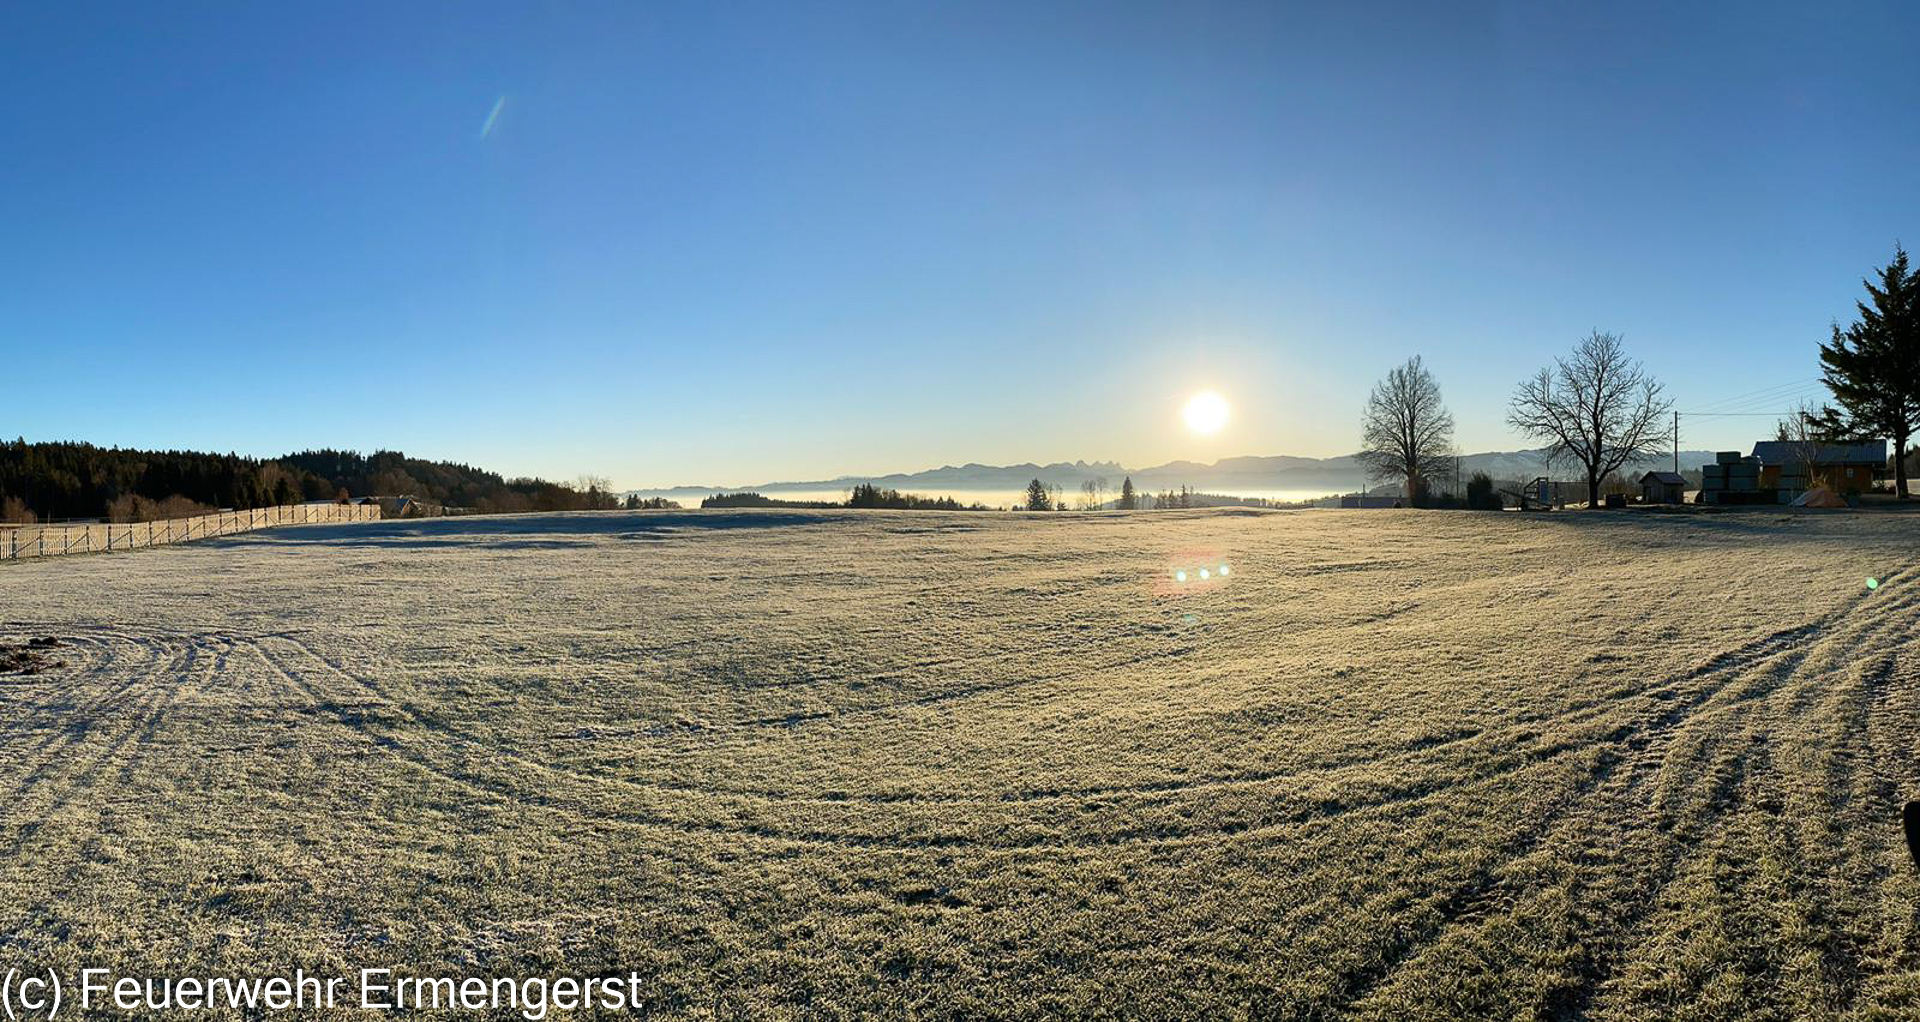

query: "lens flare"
left=1161, top=549, right=1234, bottom=594
left=1868, top=577, right=1881, bottom=590
left=480, top=95, right=507, bottom=139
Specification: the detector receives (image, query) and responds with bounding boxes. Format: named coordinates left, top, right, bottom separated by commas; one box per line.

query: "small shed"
left=1639, top=471, right=1687, bottom=504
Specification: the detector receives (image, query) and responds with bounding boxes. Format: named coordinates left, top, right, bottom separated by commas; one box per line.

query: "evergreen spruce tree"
left=1024, top=478, right=1051, bottom=511
left=1816, top=246, right=1920, bottom=498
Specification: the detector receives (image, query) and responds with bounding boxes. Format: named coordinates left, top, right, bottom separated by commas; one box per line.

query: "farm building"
left=1638, top=471, right=1687, bottom=504
left=1750, top=440, right=1887, bottom=494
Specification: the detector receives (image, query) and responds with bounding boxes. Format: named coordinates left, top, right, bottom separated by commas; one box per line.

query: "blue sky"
left=5, top=1, right=1918, bottom=488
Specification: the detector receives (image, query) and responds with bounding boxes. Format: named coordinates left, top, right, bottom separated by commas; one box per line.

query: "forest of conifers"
left=0, top=440, right=619, bottom=522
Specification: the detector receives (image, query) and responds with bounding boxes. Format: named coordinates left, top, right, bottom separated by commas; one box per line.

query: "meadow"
left=3, top=506, right=1920, bottom=1018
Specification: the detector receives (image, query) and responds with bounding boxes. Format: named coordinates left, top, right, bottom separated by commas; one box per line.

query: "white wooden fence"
left=0, top=503, right=380, bottom=560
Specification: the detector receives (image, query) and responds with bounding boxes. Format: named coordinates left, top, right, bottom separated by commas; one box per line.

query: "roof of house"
left=1639, top=471, right=1687, bottom=485
left=1750, top=440, right=1888, bottom=465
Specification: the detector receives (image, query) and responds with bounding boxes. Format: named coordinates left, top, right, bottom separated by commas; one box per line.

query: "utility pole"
left=1672, top=410, right=1679, bottom=474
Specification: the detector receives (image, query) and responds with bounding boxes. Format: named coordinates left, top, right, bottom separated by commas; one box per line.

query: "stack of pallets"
left=1699, top=452, right=1767, bottom=504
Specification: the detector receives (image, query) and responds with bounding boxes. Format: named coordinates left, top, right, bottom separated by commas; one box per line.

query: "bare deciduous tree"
left=1077, top=477, right=1107, bottom=511
left=1773, top=399, right=1826, bottom=488
left=1, top=496, right=36, bottom=524
left=1358, top=356, right=1456, bottom=502
left=1508, top=331, right=1673, bottom=510
left=574, top=475, right=618, bottom=510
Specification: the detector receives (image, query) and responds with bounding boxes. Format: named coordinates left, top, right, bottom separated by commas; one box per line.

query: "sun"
left=1182, top=390, right=1230, bottom=435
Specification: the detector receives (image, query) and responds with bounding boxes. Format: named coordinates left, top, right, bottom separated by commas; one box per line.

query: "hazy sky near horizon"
left=7, top=1, right=1920, bottom=488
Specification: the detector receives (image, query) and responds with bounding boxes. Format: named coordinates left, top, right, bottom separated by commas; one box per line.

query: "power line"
left=1691, top=376, right=1819, bottom=404
left=1712, top=386, right=1828, bottom=413
left=1685, top=378, right=1820, bottom=413
left=1676, top=411, right=1809, bottom=417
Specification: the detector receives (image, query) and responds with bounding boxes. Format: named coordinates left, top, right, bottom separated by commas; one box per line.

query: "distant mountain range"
left=630, top=448, right=1721, bottom=501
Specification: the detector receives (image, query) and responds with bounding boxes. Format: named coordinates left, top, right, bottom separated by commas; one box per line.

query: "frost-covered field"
left=4, top=507, right=1920, bottom=1018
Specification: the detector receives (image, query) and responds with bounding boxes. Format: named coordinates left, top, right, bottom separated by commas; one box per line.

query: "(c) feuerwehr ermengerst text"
left=1, top=967, right=653, bottom=1019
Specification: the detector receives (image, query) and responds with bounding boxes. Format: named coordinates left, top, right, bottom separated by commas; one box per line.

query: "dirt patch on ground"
left=0, top=636, right=65, bottom=675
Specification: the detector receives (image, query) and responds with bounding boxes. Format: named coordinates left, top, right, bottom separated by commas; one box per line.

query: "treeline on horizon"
left=0, top=440, right=624, bottom=523
left=704, top=480, right=1298, bottom=512
left=702, top=484, right=990, bottom=510
left=1023, top=476, right=1301, bottom=511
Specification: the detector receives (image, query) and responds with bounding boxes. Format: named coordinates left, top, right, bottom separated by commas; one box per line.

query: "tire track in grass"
left=0, top=627, right=196, bottom=952
left=108, top=633, right=239, bottom=790
left=640, top=605, right=1870, bottom=823
left=1323, top=673, right=1777, bottom=1015
left=235, top=630, right=1621, bottom=852
left=219, top=594, right=1896, bottom=855
left=4, top=582, right=1893, bottom=868
left=555, top=609, right=1838, bottom=826
left=1325, top=577, right=1918, bottom=1016
left=255, top=561, right=1880, bottom=778
left=0, top=634, right=127, bottom=776
left=0, top=634, right=226, bottom=953
left=1344, top=568, right=1920, bottom=1017
left=247, top=629, right=1650, bottom=850
left=1577, top=579, right=1920, bottom=1017
left=238, top=624, right=1836, bottom=857
left=1851, top=644, right=1920, bottom=1013
left=12, top=582, right=1895, bottom=863
left=0, top=628, right=244, bottom=809
left=1347, top=710, right=1776, bottom=1016
left=1644, top=601, right=1920, bottom=1016
left=0, top=630, right=174, bottom=805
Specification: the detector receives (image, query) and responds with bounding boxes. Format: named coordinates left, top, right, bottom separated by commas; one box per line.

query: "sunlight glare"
left=1182, top=391, right=1230, bottom=435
